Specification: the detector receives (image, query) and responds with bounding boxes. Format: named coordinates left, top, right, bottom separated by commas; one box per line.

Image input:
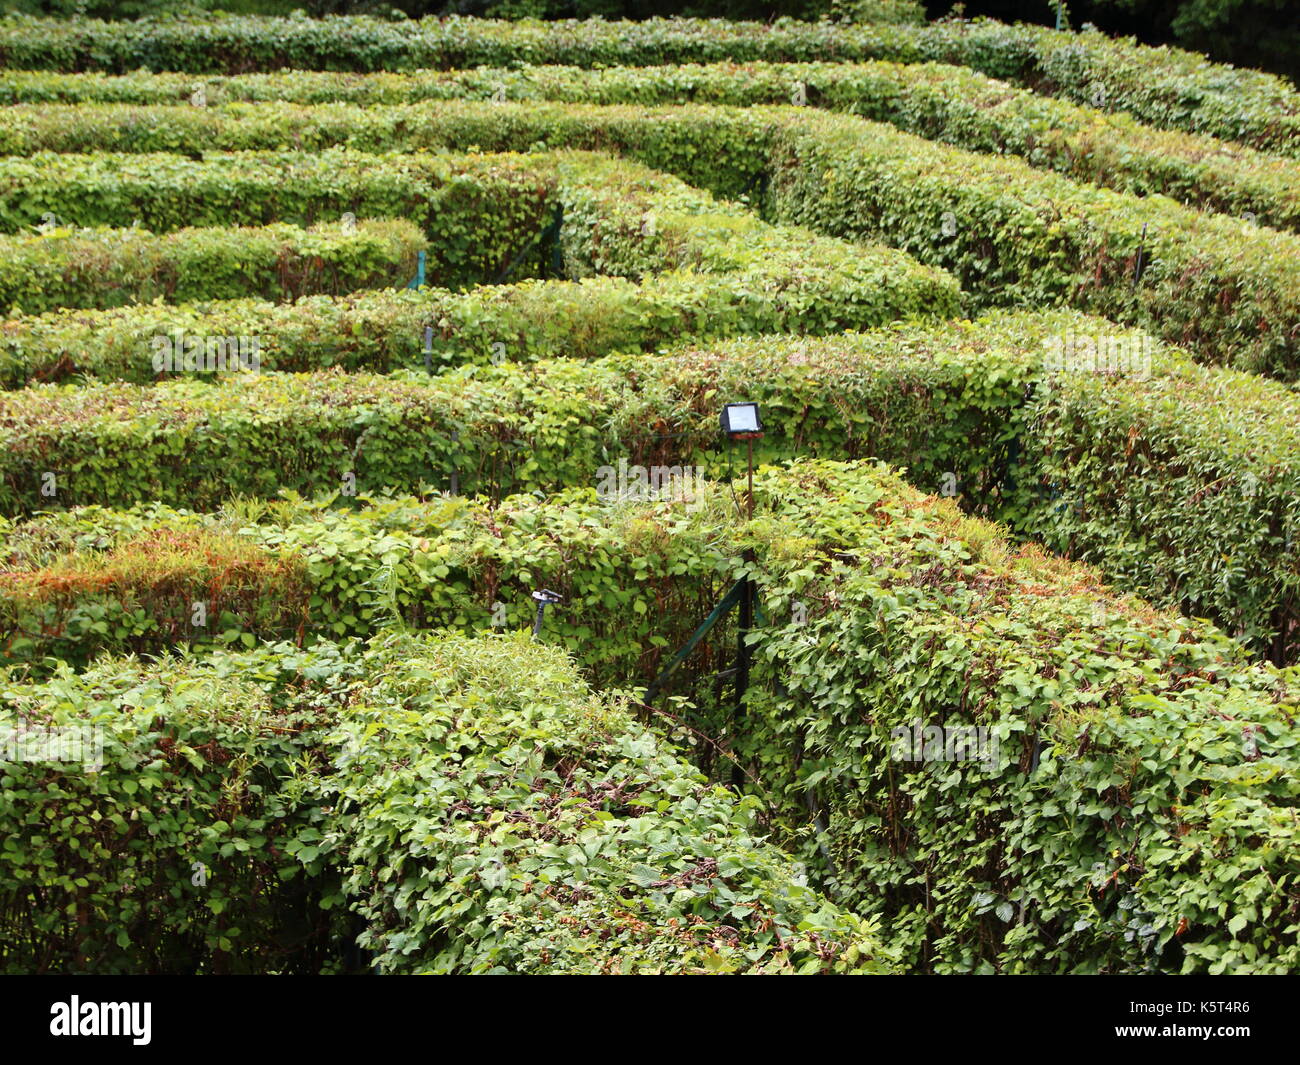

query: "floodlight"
left=720, top=402, right=763, bottom=439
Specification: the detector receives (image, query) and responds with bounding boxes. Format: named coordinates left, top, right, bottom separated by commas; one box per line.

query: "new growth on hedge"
left=0, top=219, right=426, bottom=315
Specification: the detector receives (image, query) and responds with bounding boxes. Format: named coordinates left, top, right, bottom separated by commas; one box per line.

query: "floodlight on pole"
left=721, top=402, right=763, bottom=521
left=720, top=402, right=763, bottom=789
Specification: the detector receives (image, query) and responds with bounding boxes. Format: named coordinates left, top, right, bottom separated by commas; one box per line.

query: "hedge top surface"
left=321, top=628, right=901, bottom=974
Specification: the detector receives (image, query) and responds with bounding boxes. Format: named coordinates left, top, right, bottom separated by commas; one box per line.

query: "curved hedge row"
left=0, top=219, right=425, bottom=316
left=0, top=149, right=957, bottom=388
left=3, top=309, right=1295, bottom=662
left=14, top=102, right=1295, bottom=378
left=734, top=459, right=1300, bottom=974
left=0, top=629, right=896, bottom=974
left=5, top=62, right=1296, bottom=232
left=0, top=15, right=1293, bottom=155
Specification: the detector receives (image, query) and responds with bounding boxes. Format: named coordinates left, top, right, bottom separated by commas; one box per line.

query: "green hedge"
left=0, top=260, right=953, bottom=386
left=0, top=629, right=896, bottom=973
left=14, top=102, right=1296, bottom=378
left=1025, top=348, right=1300, bottom=666
left=0, top=148, right=558, bottom=292
left=6, top=457, right=1294, bottom=973
left=0, top=486, right=738, bottom=690
left=321, top=630, right=896, bottom=974
left=6, top=61, right=1296, bottom=232
left=0, top=641, right=349, bottom=973
left=0, top=149, right=957, bottom=387
left=761, top=108, right=1300, bottom=382
left=736, top=459, right=1300, bottom=973
left=0, top=219, right=425, bottom=316
left=4, top=309, right=1296, bottom=663
left=0, top=15, right=1294, bottom=155
left=643, top=317, right=1300, bottom=664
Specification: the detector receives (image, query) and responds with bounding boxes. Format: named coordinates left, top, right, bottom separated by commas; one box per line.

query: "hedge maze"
left=0, top=11, right=1296, bottom=977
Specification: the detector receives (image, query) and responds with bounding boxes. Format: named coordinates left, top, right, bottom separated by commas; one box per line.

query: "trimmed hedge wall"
left=1027, top=372, right=1300, bottom=664
left=5, top=61, right=1296, bottom=233
left=0, top=486, right=738, bottom=689
left=0, top=219, right=426, bottom=315
left=733, top=459, right=1300, bottom=974
left=0, top=149, right=558, bottom=293
left=3, top=309, right=1296, bottom=663
left=0, top=149, right=957, bottom=387
left=653, top=318, right=1300, bottom=664
left=760, top=107, right=1300, bottom=381
left=5, top=457, right=1294, bottom=973
left=13, top=102, right=1296, bottom=378
left=0, top=15, right=1294, bottom=155
left=0, top=629, right=896, bottom=974
left=0, top=642, right=348, bottom=973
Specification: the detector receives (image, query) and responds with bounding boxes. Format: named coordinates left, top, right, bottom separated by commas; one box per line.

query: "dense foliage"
left=0, top=149, right=559, bottom=293
left=0, top=486, right=738, bottom=686
left=0, top=219, right=425, bottom=314
left=6, top=60, right=1297, bottom=232
left=0, top=14, right=1295, bottom=153
left=2, top=6, right=1296, bottom=977
left=4, top=310, right=1296, bottom=667
left=324, top=630, right=897, bottom=974
left=0, top=628, right=898, bottom=973
left=5, top=457, right=1296, bottom=973
left=0, top=148, right=956, bottom=387
left=739, top=460, right=1300, bottom=973
left=0, top=641, right=346, bottom=973
left=9, top=100, right=1296, bottom=377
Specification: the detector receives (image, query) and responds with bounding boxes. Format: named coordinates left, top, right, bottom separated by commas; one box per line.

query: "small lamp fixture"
left=720, top=402, right=763, bottom=440
left=530, top=589, right=564, bottom=638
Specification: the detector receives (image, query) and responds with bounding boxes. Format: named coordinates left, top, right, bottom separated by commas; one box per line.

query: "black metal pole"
left=746, top=437, right=754, bottom=521
left=732, top=438, right=756, bottom=787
